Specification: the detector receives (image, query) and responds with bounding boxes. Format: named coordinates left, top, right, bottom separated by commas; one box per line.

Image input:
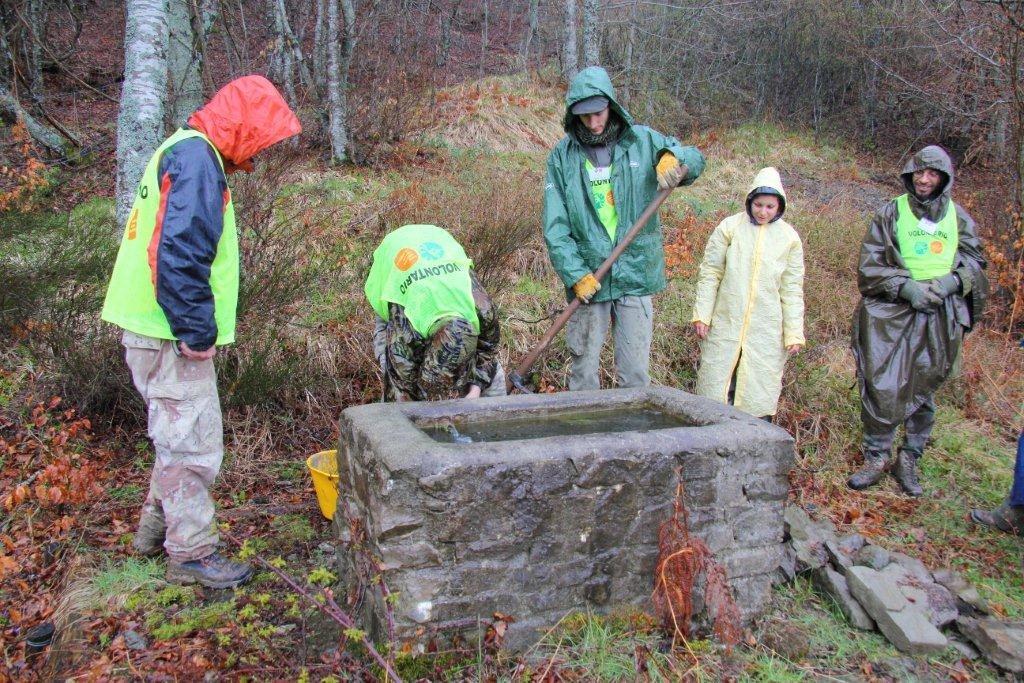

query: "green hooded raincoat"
left=543, top=67, right=705, bottom=302
left=852, top=146, right=988, bottom=437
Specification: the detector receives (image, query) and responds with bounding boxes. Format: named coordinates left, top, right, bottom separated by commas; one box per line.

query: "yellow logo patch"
left=126, top=208, right=139, bottom=240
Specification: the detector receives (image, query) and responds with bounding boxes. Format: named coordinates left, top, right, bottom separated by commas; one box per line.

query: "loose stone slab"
left=956, top=617, right=1024, bottom=673
left=333, top=387, right=794, bottom=650
left=846, top=565, right=947, bottom=654
left=853, top=544, right=891, bottom=571
left=933, top=569, right=990, bottom=616
left=889, top=551, right=932, bottom=584
left=784, top=505, right=835, bottom=572
left=811, top=565, right=875, bottom=630
left=879, top=564, right=958, bottom=627
left=847, top=565, right=906, bottom=613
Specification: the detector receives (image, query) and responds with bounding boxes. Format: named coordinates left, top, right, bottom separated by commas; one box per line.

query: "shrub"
left=0, top=199, right=131, bottom=418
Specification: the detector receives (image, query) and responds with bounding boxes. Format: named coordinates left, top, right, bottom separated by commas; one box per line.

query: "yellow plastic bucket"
left=307, top=450, right=339, bottom=520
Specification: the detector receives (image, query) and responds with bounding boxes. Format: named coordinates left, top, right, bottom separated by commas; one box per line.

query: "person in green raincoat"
left=849, top=146, right=987, bottom=496
left=542, top=66, right=705, bottom=390
left=692, top=167, right=805, bottom=421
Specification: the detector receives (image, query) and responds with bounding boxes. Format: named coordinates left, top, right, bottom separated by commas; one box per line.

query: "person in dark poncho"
left=848, top=146, right=988, bottom=496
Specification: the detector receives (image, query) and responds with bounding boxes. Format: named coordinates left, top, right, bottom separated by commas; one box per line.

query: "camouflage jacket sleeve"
left=468, top=270, right=500, bottom=389
left=384, top=302, right=428, bottom=401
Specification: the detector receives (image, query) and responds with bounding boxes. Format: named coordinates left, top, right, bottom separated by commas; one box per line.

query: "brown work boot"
left=891, top=448, right=924, bottom=497
left=971, top=500, right=1024, bottom=536
left=848, top=451, right=888, bottom=490
left=166, top=552, right=254, bottom=589
left=132, top=511, right=166, bottom=557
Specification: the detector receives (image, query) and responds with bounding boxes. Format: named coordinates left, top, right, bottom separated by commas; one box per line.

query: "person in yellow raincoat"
left=691, top=167, right=805, bottom=420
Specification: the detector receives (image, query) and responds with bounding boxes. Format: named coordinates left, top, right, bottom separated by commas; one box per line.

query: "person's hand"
left=787, top=344, right=801, bottom=356
left=465, top=384, right=482, bottom=399
left=898, top=280, right=942, bottom=312
left=693, top=321, right=709, bottom=339
left=178, top=341, right=216, bottom=360
left=572, top=273, right=601, bottom=303
left=656, top=154, right=685, bottom=189
left=928, top=272, right=960, bottom=299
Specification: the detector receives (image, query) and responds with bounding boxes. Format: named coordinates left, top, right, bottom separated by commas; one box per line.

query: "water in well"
left=423, top=405, right=691, bottom=443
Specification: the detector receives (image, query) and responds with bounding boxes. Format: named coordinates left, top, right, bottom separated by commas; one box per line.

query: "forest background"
left=1, top=0, right=1024, bottom=679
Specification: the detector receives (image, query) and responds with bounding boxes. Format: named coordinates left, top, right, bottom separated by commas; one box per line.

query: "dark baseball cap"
left=571, top=96, right=609, bottom=115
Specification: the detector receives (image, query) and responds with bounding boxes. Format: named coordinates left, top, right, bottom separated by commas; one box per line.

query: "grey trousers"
left=566, top=295, right=653, bottom=391
left=862, top=394, right=936, bottom=457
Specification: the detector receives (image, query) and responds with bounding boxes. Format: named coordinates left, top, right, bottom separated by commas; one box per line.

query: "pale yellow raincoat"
left=692, top=167, right=805, bottom=417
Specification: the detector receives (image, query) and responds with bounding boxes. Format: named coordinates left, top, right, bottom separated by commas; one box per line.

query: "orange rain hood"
left=188, top=75, right=301, bottom=172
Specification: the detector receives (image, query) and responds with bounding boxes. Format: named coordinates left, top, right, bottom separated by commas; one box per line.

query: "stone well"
left=333, top=387, right=794, bottom=650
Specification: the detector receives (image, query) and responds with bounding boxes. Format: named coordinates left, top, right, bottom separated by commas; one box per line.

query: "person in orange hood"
left=102, top=75, right=300, bottom=588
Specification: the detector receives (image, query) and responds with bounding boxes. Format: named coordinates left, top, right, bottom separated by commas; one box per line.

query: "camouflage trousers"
left=123, top=331, right=223, bottom=562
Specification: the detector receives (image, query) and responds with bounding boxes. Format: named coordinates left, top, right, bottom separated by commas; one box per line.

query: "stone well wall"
left=333, top=387, right=794, bottom=650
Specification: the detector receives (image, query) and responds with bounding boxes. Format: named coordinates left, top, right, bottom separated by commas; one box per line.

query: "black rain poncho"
left=852, top=146, right=988, bottom=436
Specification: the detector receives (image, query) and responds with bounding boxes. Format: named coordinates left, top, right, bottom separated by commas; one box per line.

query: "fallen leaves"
left=0, top=397, right=117, bottom=674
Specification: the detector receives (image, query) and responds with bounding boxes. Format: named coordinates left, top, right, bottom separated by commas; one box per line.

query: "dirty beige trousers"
left=123, top=331, right=223, bottom=562
left=566, top=295, right=653, bottom=391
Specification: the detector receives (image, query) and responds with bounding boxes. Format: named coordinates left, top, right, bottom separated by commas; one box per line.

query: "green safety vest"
left=585, top=159, right=618, bottom=241
left=895, top=193, right=957, bottom=281
left=364, top=224, right=479, bottom=337
left=101, top=128, right=238, bottom=344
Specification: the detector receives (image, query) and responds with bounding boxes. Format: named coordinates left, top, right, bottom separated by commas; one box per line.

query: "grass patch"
left=417, top=72, right=565, bottom=153
left=532, top=610, right=679, bottom=681
left=108, top=484, right=143, bottom=502
left=65, top=557, right=164, bottom=613
left=753, top=578, right=998, bottom=680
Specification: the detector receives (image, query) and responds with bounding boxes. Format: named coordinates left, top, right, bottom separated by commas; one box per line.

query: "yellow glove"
left=572, top=273, right=601, bottom=303
left=656, top=154, right=685, bottom=189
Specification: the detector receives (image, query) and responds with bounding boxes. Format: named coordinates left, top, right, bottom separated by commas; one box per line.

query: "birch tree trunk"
left=166, top=0, right=213, bottom=127
left=480, top=0, right=488, bottom=76
left=274, top=0, right=316, bottom=97
left=0, top=17, right=66, bottom=155
left=581, top=0, right=599, bottom=67
left=24, top=0, right=44, bottom=104
left=621, top=0, right=637, bottom=103
left=562, top=0, right=578, bottom=81
left=117, top=0, right=169, bottom=226
left=519, top=0, right=539, bottom=66
left=437, top=1, right=461, bottom=68
left=326, top=0, right=356, bottom=164
left=0, top=83, right=67, bottom=155
left=313, top=0, right=327, bottom=86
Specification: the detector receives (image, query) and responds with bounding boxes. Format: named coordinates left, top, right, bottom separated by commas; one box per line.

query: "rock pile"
left=783, top=505, right=1024, bottom=673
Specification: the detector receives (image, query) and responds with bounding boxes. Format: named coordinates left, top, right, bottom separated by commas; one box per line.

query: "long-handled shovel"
left=506, top=176, right=684, bottom=394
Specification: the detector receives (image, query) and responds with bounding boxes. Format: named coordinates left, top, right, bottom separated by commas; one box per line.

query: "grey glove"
left=928, top=272, right=960, bottom=299
left=899, top=279, right=942, bottom=312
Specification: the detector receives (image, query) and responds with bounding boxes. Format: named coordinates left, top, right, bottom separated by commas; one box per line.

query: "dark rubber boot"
left=848, top=452, right=888, bottom=490
left=971, top=500, right=1024, bottom=536
left=892, top=449, right=924, bottom=497
left=167, top=552, right=254, bottom=589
